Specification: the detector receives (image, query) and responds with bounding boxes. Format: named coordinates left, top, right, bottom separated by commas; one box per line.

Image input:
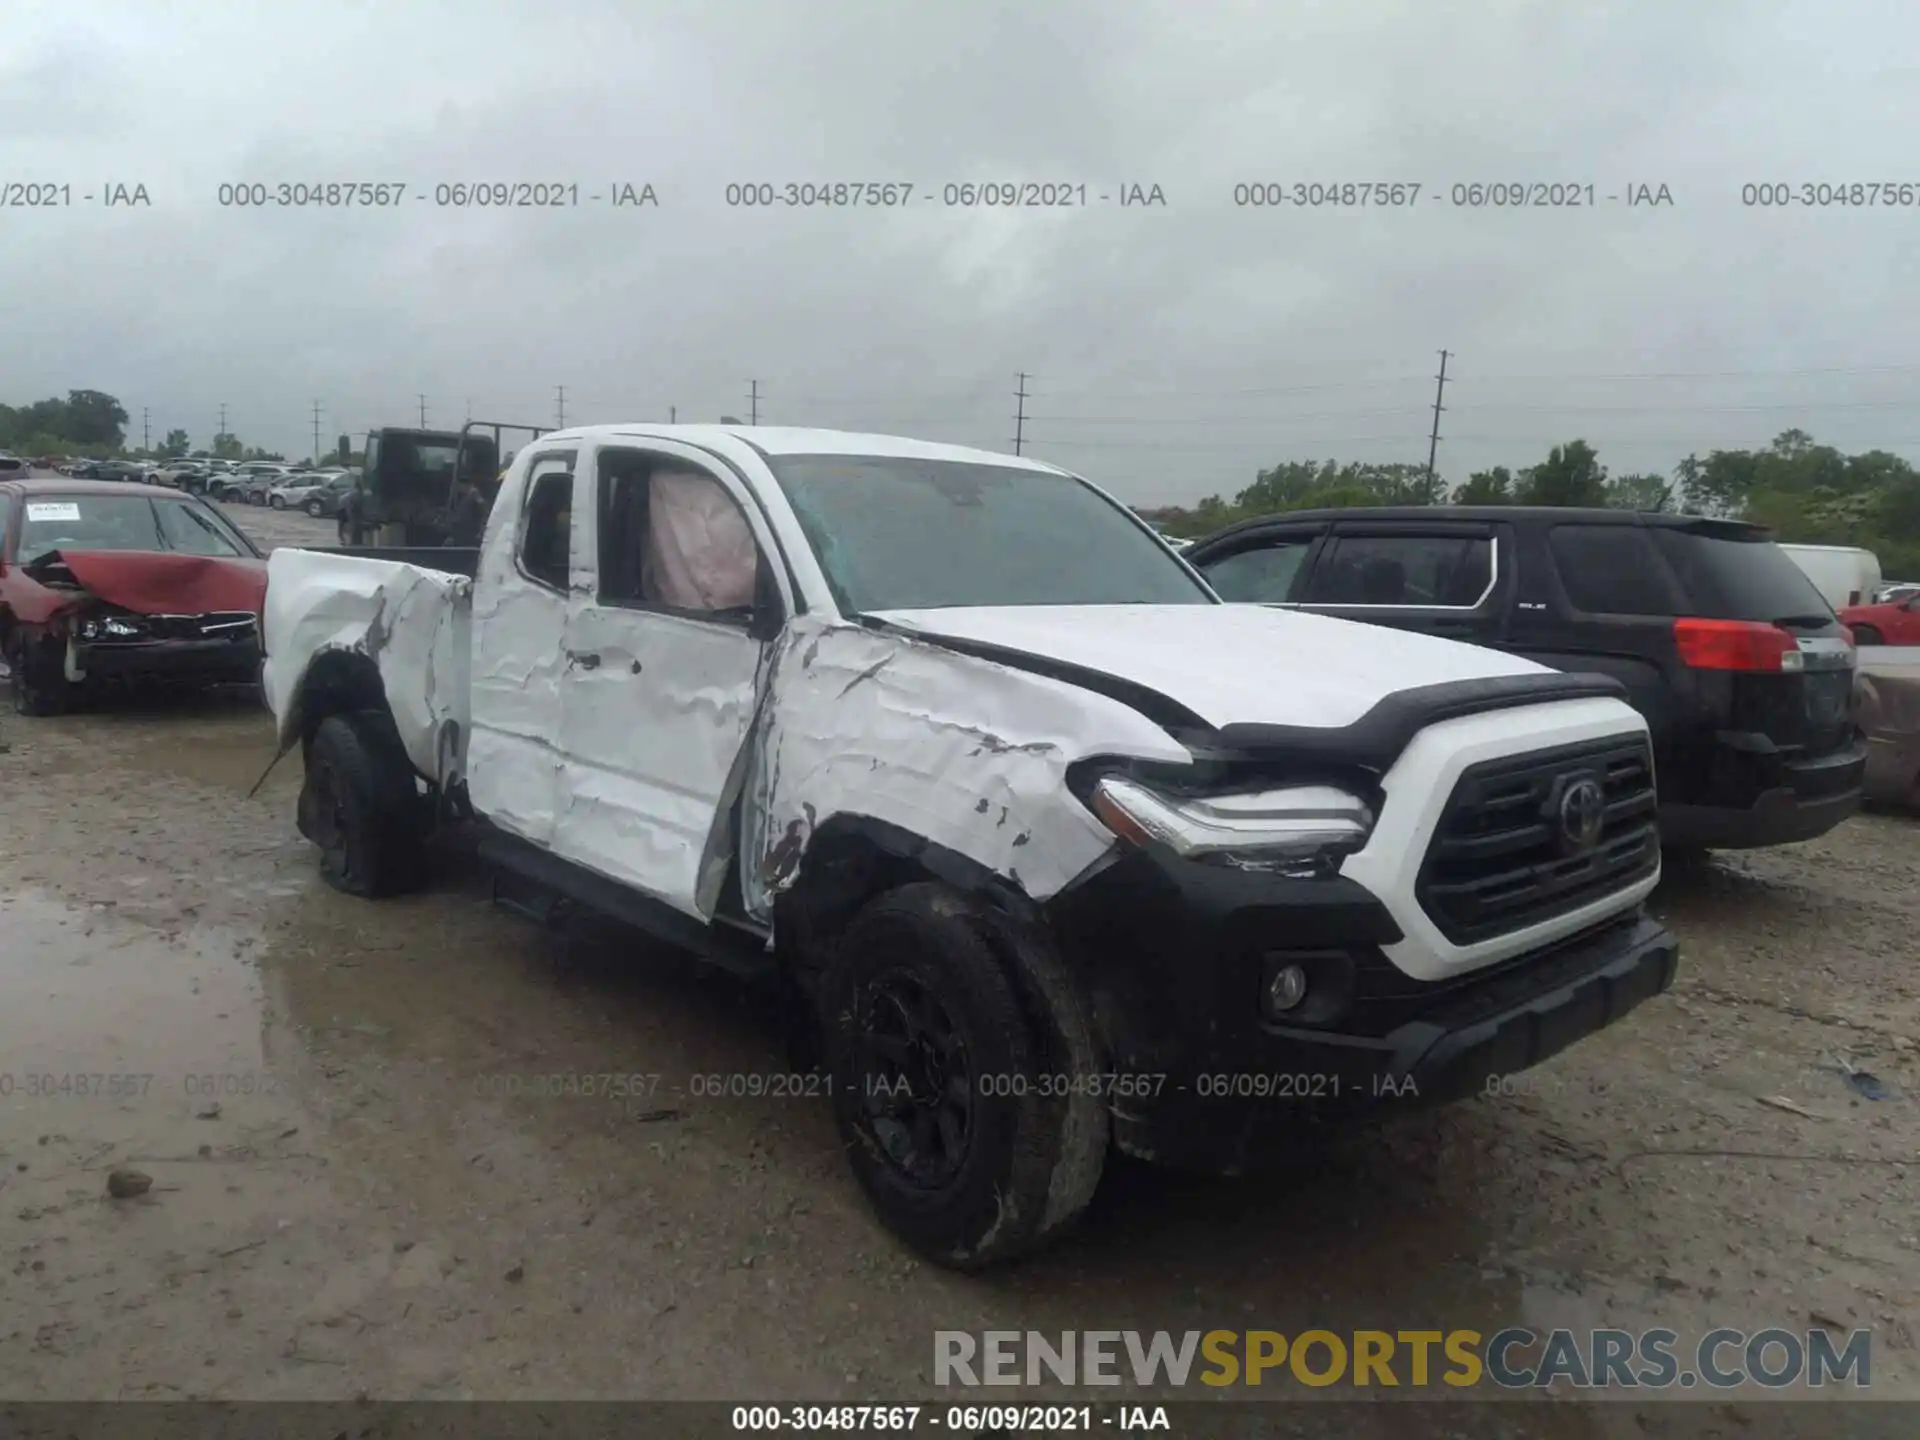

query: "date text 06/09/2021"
left=1228, top=181, right=1674, bottom=207
left=729, top=1404, right=1170, bottom=1432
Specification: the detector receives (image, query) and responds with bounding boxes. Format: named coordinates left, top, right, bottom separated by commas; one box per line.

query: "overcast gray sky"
left=2, top=0, right=1915, bottom=504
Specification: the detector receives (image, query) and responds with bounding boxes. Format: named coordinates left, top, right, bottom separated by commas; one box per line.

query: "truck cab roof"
left=524, top=423, right=1075, bottom=474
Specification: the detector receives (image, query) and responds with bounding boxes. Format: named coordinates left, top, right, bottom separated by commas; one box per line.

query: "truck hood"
left=864, top=603, right=1551, bottom=731
left=18, top=549, right=267, bottom=617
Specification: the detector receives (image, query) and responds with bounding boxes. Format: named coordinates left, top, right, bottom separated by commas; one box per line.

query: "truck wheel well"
left=293, top=649, right=391, bottom=748
left=775, top=815, right=1041, bottom=984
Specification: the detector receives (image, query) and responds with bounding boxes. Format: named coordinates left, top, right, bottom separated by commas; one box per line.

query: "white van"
left=1776, top=543, right=1881, bottom=611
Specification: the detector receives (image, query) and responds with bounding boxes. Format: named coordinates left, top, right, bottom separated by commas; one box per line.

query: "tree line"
left=0, top=390, right=285, bottom=463
left=1145, top=429, right=1920, bottom=578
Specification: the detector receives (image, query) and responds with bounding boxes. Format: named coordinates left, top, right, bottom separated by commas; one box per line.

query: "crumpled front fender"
left=739, top=616, right=1193, bottom=923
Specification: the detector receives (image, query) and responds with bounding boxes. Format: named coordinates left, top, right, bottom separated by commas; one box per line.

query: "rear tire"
left=270, top=495, right=286, bottom=509
left=8, top=635, right=71, bottom=716
left=298, top=713, right=430, bottom=898
left=820, top=882, right=1107, bottom=1269
left=1852, top=625, right=1884, bottom=646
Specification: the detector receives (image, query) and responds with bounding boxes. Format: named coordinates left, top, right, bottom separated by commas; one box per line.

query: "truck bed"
left=260, top=547, right=474, bottom=783
left=308, top=546, right=483, bottom=579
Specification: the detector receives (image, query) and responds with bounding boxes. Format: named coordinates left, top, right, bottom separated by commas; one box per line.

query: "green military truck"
left=336, top=422, right=548, bottom=557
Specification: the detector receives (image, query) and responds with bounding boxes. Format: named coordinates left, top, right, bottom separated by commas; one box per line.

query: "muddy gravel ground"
left=1, top=504, right=1916, bottom=1430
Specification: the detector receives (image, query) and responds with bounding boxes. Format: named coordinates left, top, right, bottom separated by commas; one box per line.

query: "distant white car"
left=269, top=471, right=355, bottom=511
left=146, top=461, right=207, bottom=489
left=1876, top=581, right=1920, bottom=604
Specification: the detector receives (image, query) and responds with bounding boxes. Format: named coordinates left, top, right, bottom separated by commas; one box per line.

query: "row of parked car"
left=31, top=455, right=360, bottom=517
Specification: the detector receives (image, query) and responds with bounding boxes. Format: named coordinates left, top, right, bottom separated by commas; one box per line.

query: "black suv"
left=1185, top=507, right=1865, bottom=851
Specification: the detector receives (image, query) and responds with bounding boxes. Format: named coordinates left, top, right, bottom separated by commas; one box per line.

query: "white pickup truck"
left=261, top=425, right=1679, bottom=1267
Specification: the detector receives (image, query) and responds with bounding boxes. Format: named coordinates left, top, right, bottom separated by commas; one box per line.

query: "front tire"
left=8, top=635, right=71, bottom=716
left=820, top=883, right=1107, bottom=1269
left=270, top=495, right=286, bottom=509
left=298, top=713, right=430, bottom=897
left=305, top=499, right=324, bottom=517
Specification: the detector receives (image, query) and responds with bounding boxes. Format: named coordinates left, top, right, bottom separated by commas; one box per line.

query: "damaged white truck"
left=261, top=426, right=1680, bottom=1267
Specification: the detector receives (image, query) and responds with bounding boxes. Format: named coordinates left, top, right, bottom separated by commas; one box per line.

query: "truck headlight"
left=1089, top=776, right=1374, bottom=877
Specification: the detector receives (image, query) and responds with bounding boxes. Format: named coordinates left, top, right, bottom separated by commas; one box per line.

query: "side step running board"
left=477, top=827, right=774, bottom=980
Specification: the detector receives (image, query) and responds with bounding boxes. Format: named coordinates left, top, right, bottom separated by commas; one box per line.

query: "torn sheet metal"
left=1857, top=648, right=1920, bottom=809
left=549, top=607, right=764, bottom=919
left=738, top=616, right=1194, bottom=923
left=460, top=485, right=571, bottom=847
left=38, top=550, right=266, bottom=616
left=260, top=548, right=472, bottom=780
left=6, top=550, right=265, bottom=627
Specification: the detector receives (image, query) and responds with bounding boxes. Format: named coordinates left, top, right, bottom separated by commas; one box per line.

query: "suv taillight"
left=1673, top=617, right=1803, bottom=672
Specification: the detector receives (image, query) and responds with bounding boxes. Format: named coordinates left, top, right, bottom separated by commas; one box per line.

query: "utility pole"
left=747, top=380, right=759, bottom=425
left=311, top=401, right=323, bottom=464
left=1013, top=372, right=1029, bottom=456
left=1424, top=349, right=1450, bottom=503
left=142, top=408, right=150, bottom=452
left=417, top=394, right=428, bottom=427
left=669, top=406, right=677, bottom=423
left=554, top=386, right=567, bottom=427
left=218, top=403, right=227, bottom=444
left=465, top=397, right=472, bottom=424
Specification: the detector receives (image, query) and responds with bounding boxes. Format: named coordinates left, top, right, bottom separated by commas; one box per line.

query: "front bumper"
left=72, top=636, right=262, bottom=684
left=1044, top=844, right=1678, bottom=1174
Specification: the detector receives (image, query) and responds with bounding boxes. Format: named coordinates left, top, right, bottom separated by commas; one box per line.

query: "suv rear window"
left=1549, top=524, right=1688, bottom=615
left=1650, top=526, right=1836, bottom=623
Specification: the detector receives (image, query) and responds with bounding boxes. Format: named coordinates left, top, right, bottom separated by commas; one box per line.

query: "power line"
left=1027, top=436, right=1431, bottom=451
left=1458, top=362, right=1920, bottom=381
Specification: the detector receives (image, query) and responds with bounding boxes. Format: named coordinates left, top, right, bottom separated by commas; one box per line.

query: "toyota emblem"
left=1557, top=777, right=1606, bottom=853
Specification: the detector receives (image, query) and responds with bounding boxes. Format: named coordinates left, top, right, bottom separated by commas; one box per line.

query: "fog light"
left=1264, top=964, right=1308, bottom=1016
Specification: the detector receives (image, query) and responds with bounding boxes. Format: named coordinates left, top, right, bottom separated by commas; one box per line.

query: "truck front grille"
left=1416, top=735, right=1659, bottom=946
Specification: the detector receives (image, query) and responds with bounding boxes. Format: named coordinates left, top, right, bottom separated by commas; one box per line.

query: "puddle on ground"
left=0, top=889, right=266, bottom=1095
left=0, top=889, right=334, bottom=1281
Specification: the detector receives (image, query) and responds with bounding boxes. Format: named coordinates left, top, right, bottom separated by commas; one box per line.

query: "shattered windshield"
left=14, top=494, right=249, bottom=563
left=765, top=455, right=1213, bottom=612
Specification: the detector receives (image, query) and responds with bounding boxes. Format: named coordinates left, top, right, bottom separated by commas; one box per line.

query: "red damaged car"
left=1, top=477, right=267, bottom=715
